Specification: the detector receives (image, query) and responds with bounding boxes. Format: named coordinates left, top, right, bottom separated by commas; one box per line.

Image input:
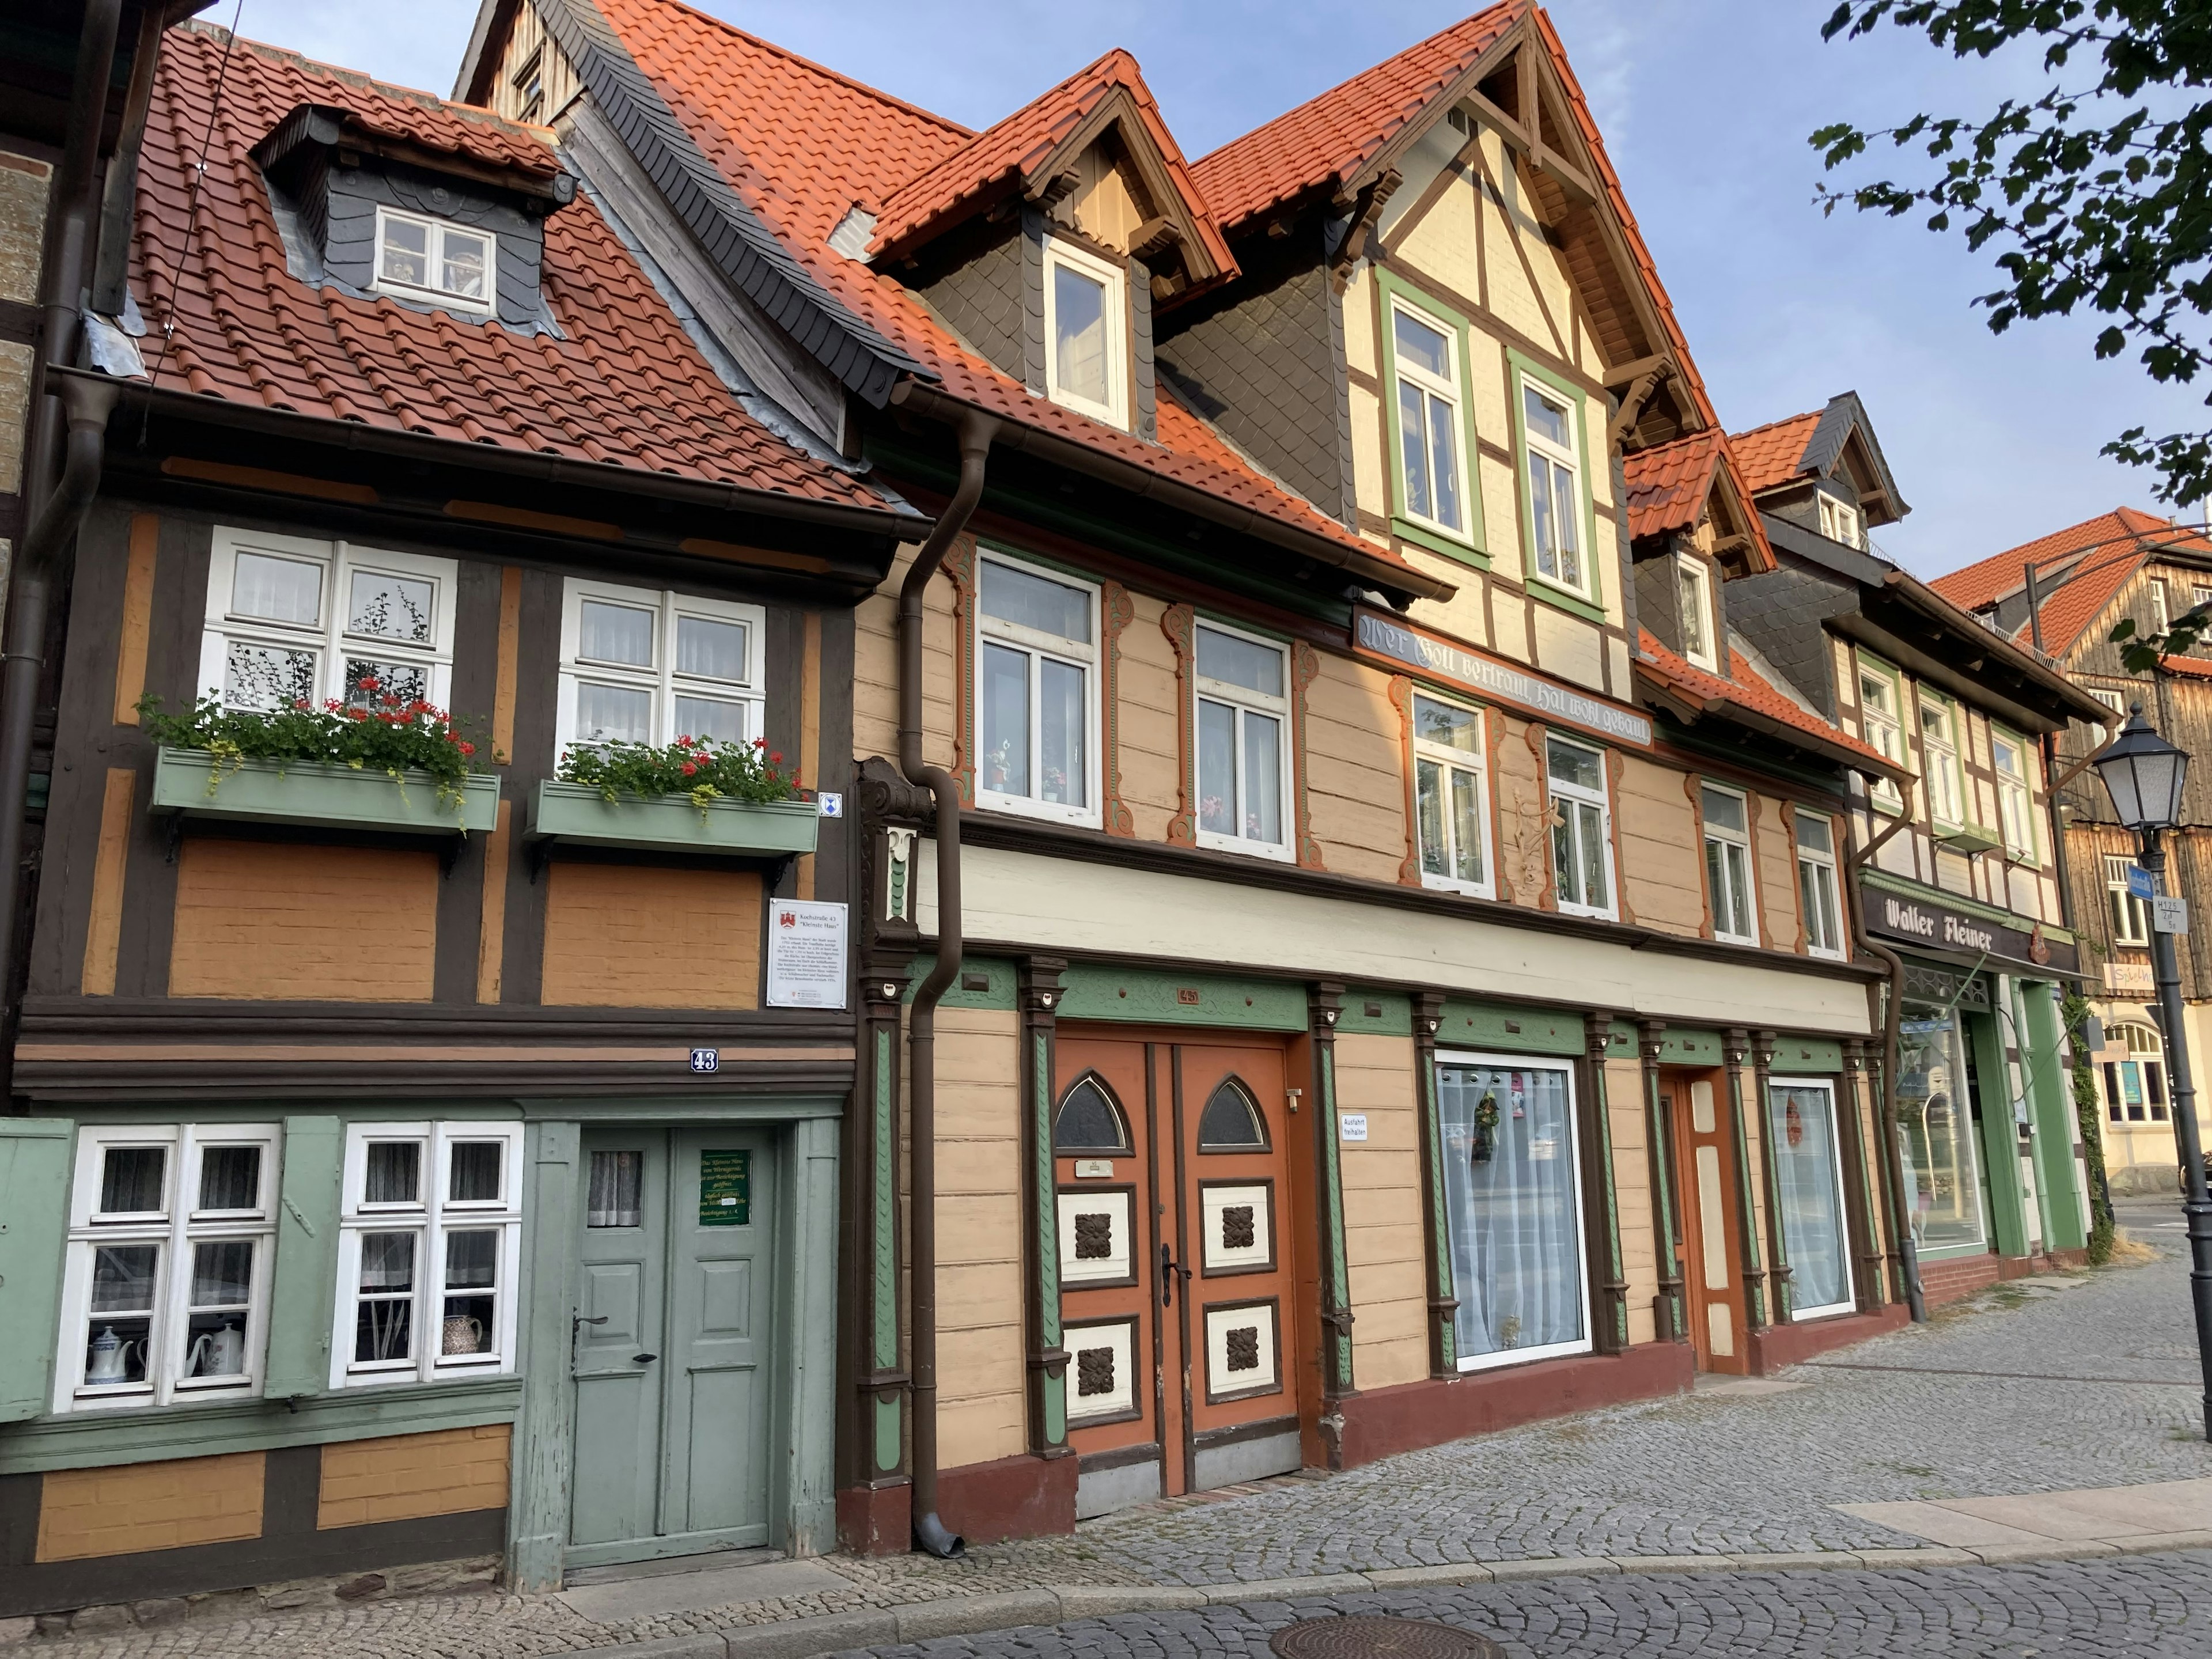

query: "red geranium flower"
left=681, top=761, right=697, bottom=777
left=358, top=676, right=380, bottom=692
left=770, top=751, right=782, bottom=764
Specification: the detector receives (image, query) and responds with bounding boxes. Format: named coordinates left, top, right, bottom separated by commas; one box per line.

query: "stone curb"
left=671, top=1536, right=2212, bottom=1659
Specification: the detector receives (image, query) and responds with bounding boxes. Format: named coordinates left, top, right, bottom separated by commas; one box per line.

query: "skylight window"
left=373, top=206, right=494, bottom=315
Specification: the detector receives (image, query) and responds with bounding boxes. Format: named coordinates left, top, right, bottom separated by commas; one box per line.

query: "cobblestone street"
left=16, top=1218, right=2210, bottom=1657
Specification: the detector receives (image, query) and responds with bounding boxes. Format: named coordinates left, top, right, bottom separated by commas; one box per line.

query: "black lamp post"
left=2092, top=703, right=2212, bottom=1440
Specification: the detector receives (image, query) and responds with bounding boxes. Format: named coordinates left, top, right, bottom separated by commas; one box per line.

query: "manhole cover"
left=1270, top=1616, right=1501, bottom=1659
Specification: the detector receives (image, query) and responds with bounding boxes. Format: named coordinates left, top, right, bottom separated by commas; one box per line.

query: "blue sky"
left=247, top=0, right=2207, bottom=579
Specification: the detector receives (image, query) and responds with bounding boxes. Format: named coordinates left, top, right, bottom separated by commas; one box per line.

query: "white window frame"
left=1818, top=494, right=1862, bottom=550
left=53, top=1123, right=282, bottom=1414
left=1192, top=618, right=1294, bottom=863
left=200, top=528, right=457, bottom=715
left=331, top=1121, right=524, bottom=1389
left=2105, top=853, right=2152, bottom=946
left=1767, top=1077, right=1857, bottom=1321
left=1856, top=658, right=1906, bottom=813
left=974, top=552, right=1101, bottom=828
left=1916, top=691, right=1965, bottom=830
left=1546, top=733, right=1616, bottom=920
left=2114, top=1023, right=2170, bottom=1122
left=1042, top=237, right=1128, bottom=429
left=1795, top=809, right=1846, bottom=961
left=1701, top=782, right=1759, bottom=946
left=2150, top=578, right=2171, bottom=635
left=1992, top=730, right=2039, bottom=863
left=1520, top=375, right=1592, bottom=600
left=556, top=579, right=767, bottom=757
left=1388, top=293, right=1474, bottom=542
left=1436, top=1048, right=1593, bottom=1374
left=372, top=204, right=496, bottom=315
left=1676, top=551, right=1718, bottom=672
left=2086, top=685, right=2127, bottom=733
left=1411, top=691, right=1494, bottom=899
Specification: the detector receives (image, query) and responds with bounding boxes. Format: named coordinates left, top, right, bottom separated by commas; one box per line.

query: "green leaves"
left=555, top=734, right=800, bottom=810
left=138, top=692, right=490, bottom=797
left=2109, top=597, right=2212, bottom=671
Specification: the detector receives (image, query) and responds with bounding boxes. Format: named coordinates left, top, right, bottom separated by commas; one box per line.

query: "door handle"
left=632, top=1353, right=658, bottom=1364
left=1160, top=1244, right=1190, bottom=1307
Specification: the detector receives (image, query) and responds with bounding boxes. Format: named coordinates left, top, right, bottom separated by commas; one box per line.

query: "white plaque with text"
left=765, top=899, right=849, bottom=1009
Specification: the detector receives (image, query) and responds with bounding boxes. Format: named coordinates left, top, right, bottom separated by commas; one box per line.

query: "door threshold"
left=564, top=1545, right=783, bottom=1587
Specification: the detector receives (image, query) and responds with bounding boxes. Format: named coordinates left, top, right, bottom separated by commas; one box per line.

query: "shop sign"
left=1351, top=608, right=1653, bottom=748
left=766, top=898, right=849, bottom=1009
left=1865, top=881, right=2080, bottom=976
left=699, top=1149, right=750, bottom=1226
left=2105, top=961, right=2155, bottom=995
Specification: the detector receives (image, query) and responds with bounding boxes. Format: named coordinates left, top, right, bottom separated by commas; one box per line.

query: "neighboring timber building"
left=0, top=0, right=2099, bottom=1627
left=1932, top=507, right=2212, bottom=1196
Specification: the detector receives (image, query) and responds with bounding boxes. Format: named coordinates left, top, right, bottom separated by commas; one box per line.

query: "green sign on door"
left=699, top=1149, right=751, bottom=1226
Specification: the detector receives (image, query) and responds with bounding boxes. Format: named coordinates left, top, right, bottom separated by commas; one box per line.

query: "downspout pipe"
left=1846, top=780, right=1927, bottom=1323
left=898, top=409, right=994, bottom=1558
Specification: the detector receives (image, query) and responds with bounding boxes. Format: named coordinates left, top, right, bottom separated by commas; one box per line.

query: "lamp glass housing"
left=2094, top=711, right=2191, bottom=832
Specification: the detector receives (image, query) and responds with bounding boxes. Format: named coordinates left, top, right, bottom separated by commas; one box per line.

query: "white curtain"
left=1768, top=1084, right=1850, bottom=1314
left=1438, top=1063, right=1584, bottom=1360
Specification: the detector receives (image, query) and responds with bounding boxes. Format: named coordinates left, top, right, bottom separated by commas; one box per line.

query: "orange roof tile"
left=594, top=0, right=1437, bottom=589
left=1623, top=430, right=1722, bottom=542
left=1929, top=507, right=2212, bottom=656
left=870, top=48, right=1234, bottom=280
left=1637, top=628, right=1901, bottom=780
left=2159, top=654, right=2212, bottom=679
left=1191, top=3, right=1524, bottom=231
left=1729, top=410, right=1822, bottom=495
left=135, top=25, right=892, bottom=509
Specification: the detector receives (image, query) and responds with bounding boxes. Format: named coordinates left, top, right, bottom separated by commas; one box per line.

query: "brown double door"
left=1054, top=1032, right=1305, bottom=1516
left=1662, top=1069, right=1750, bottom=1374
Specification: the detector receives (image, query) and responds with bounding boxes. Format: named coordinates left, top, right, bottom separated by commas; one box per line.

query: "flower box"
left=1937, top=822, right=2005, bottom=856
left=149, top=748, right=501, bottom=835
left=528, top=780, right=820, bottom=857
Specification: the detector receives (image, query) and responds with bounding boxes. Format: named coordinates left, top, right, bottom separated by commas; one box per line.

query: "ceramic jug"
left=187, top=1321, right=244, bottom=1377
left=442, top=1314, right=484, bottom=1355
left=85, top=1326, right=141, bottom=1384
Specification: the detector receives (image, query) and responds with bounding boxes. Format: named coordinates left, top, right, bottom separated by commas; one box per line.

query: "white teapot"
left=85, top=1325, right=143, bottom=1385
left=187, top=1321, right=244, bottom=1378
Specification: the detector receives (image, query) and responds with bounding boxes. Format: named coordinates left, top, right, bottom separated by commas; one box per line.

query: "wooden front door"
left=1665, top=1073, right=1748, bottom=1374
left=1055, top=1033, right=1305, bottom=1517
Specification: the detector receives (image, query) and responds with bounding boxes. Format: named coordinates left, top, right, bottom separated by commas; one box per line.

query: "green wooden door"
left=567, top=1129, right=776, bottom=1566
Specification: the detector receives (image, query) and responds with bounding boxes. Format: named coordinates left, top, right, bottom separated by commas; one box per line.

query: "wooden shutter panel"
left=264, top=1116, right=342, bottom=1401
left=0, top=1119, right=74, bottom=1423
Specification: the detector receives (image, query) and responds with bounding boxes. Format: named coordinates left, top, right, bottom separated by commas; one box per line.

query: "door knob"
left=632, top=1353, right=658, bottom=1364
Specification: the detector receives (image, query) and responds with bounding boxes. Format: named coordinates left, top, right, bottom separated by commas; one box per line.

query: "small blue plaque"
left=689, top=1048, right=719, bottom=1074
left=2127, top=864, right=2155, bottom=901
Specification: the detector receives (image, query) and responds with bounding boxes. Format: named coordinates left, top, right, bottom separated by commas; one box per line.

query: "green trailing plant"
left=2062, top=984, right=2119, bottom=1263
left=138, top=688, right=491, bottom=819
left=556, top=733, right=801, bottom=818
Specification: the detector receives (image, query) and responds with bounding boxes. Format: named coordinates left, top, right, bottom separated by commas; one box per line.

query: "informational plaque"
left=698, top=1149, right=750, bottom=1226
left=765, top=898, right=849, bottom=1009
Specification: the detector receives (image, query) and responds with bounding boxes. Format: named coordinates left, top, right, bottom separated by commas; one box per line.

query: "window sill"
left=1392, top=516, right=1488, bottom=569
left=1455, top=1336, right=1595, bottom=1374
left=149, top=748, right=501, bottom=835
left=1524, top=576, right=1607, bottom=626
left=1556, top=899, right=1617, bottom=923
left=1714, top=930, right=1759, bottom=948
left=980, top=791, right=1101, bottom=832
left=1422, top=872, right=1496, bottom=901
left=527, top=779, right=821, bottom=858
left=1195, top=830, right=1296, bottom=864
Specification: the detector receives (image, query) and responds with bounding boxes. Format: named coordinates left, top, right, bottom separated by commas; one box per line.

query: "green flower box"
left=1938, top=822, right=2006, bottom=856
left=149, top=748, right=501, bottom=834
left=528, top=780, right=820, bottom=857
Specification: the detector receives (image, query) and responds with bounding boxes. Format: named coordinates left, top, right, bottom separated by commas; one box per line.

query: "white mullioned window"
left=1817, top=494, right=1862, bottom=549
left=373, top=205, right=494, bottom=314
left=2105, top=853, right=2151, bottom=946
left=1390, top=296, right=1470, bottom=538
left=1796, top=809, right=1846, bottom=960
left=1043, top=238, right=1128, bottom=428
left=1521, top=377, right=1588, bottom=597
left=558, top=579, right=765, bottom=755
left=54, top=1123, right=281, bottom=1412
left=1413, top=693, right=1492, bottom=897
left=201, top=529, right=457, bottom=715
left=1702, top=783, right=1758, bottom=945
left=1993, top=730, right=2039, bottom=862
left=2150, top=579, right=2171, bottom=635
left=1194, top=620, right=1292, bottom=861
left=332, top=1122, right=523, bottom=1389
left=1676, top=552, right=1717, bottom=671
left=1547, top=733, right=1614, bottom=918
left=1857, top=660, right=1905, bottom=811
left=1916, top=692, right=1964, bottom=827
left=2086, top=686, right=2127, bottom=731
left=976, top=554, right=1099, bottom=825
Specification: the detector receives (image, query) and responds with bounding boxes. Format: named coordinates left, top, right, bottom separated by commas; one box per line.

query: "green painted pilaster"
left=859, top=975, right=908, bottom=1479
left=2021, top=982, right=2086, bottom=1252
left=1724, top=1032, right=1773, bottom=1329
left=1020, top=956, right=1070, bottom=1454
left=1310, top=983, right=1355, bottom=1400
left=0, top=1120, right=71, bottom=1424
left=1967, top=1005, right=2031, bottom=1260
left=787, top=1115, right=842, bottom=1553
left=507, top=1119, right=580, bottom=1594
left=1412, top=993, right=1458, bottom=1374
left=264, top=1116, right=341, bottom=1401
left=1639, top=1022, right=1687, bottom=1342
left=1581, top=1013, right=1630, bottom=1353
left=1842, top=1041, right=1891, bottom=1313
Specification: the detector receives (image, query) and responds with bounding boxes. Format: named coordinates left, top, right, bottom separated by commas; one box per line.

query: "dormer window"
left=1818, top=494, right=1862, bottom=549
left=1044, top=239, right=1127, bottom=428
left=1676, top=552, right=1717, bottom=672
left=374, top=206, right=494, bottom=315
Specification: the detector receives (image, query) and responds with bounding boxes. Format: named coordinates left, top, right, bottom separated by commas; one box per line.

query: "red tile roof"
left=594, top=0, right=1439, bottom=590
left=135, top=25, right=892, bottom=509
left=1929, top=507, right=2212, bottom=656
left=1191, top=2, right=1524, bottom=231
left=1623, top=430, right=1722, bottom=541
left=1637, top=628, right=1902, bottom=781
left=1729, top=410, right=1822, bottom=495
left=869, top=48, right=1235, bottom=280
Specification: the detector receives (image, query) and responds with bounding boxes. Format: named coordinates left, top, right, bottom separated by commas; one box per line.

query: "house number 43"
left=690, top=1048, right=719, bottom=1074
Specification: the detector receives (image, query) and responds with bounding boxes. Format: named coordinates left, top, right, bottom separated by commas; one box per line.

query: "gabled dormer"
left=252, top=102, right=575, bottom=334
left=867, top=50, right=1234, bottom=441
left=1623, top=428, right=1774, bottom=676
left=1733, top=392, right=1908, bottom=554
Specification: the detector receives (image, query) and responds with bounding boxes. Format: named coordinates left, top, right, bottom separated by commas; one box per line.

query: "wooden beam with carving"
left=1608, top=361, right=1675, bottom=448
left=1330, top=168, right=1402, bottom=293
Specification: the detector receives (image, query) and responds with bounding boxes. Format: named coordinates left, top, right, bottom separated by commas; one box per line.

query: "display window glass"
left=1896, top=1009, right=1987, bottom=1252
left=1766, top=1079, right=1855, bottom=1318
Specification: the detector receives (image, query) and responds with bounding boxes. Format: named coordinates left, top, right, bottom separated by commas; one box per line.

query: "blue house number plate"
left=690, top=1048, right=719, bottom=1074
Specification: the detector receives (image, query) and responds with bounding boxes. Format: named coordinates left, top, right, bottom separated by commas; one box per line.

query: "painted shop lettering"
left=1353, top=611, right=1653, bottom=747
left=1881, top=896, right=1995, bottom=953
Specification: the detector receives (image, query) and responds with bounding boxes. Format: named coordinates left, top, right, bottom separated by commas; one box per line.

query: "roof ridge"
left=1728, top=408, right=1821, bottom=442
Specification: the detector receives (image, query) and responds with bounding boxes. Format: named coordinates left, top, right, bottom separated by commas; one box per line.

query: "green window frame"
left=1506, top=348, right=1604, bottom=623
left=1374, top=268, right=1488, bottom=567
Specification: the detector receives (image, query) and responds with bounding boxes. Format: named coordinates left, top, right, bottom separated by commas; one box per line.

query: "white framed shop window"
left=975, top=552, right=1101, bottom=827
left=1546, top=733, right=1615, bottom=919
left=54, top=1123, right=282, bottom=1413
left=1433, top=1051, right=1592, bottom=1372
left=1701, top=783, right=1758, bottom=945
left=1043, top=238, right=1128, bottom=428
left=556, top=579, right=766, bottom=755
left=331, top=1122, right=524, bottom=1389
left=1194, top=619, right=1294, bottom=861
left=202, top=528, right=457, bottom=714
left=1767, top=1079, right=1856, bottom=1319
left=1412, top=692, right=1493, bottom=898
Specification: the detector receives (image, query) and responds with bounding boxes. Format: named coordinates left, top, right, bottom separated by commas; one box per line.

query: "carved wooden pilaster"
left=1389, top=677, right=1422, bottom=888
left=1309, top=983, right=1355, bottom=1405
left=1639, top=1020, right=1686, bottom=1343
left=1293, top=642, right=1326, bottom=870
left=1101, top=582, right=1135, bottom=838
left=1161, top=603, right=1196, bottom=846
left=1582, top=1013, right=1631, bottom=1353
left=1752, top=1028, right=1793, bottom=1323
left=854, top=962, right=911, bottom=1487
left=1020, top=956, right=1070, bottom=1457
left=942, top=536, right=978, bottom=805
left=1724, top=1027, right=1771, bottom=1331
left=1411, top=991, right=1458, bottom=1376
left=1842, top=1038, right=1890, bottom=1312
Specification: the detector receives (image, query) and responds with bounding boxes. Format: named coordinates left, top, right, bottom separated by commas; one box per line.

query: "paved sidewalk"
left=15, top=1230, right=2210, bottom=1656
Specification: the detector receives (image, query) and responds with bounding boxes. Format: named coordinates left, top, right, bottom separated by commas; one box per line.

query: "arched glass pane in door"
left=1198, top=1077, right=1268, bottom=1150
left=1054, top=1075, right=1130, bottom=1153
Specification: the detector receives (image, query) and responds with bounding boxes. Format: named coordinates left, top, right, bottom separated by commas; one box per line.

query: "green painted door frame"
left=2019, top=982, right=2087, bottom=1252
left=1965, top=1007, right=2031, bottom=1260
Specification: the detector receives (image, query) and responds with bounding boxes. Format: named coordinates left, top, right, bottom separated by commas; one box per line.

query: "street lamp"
left=2092, top=703, right=2212, bottom=1440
